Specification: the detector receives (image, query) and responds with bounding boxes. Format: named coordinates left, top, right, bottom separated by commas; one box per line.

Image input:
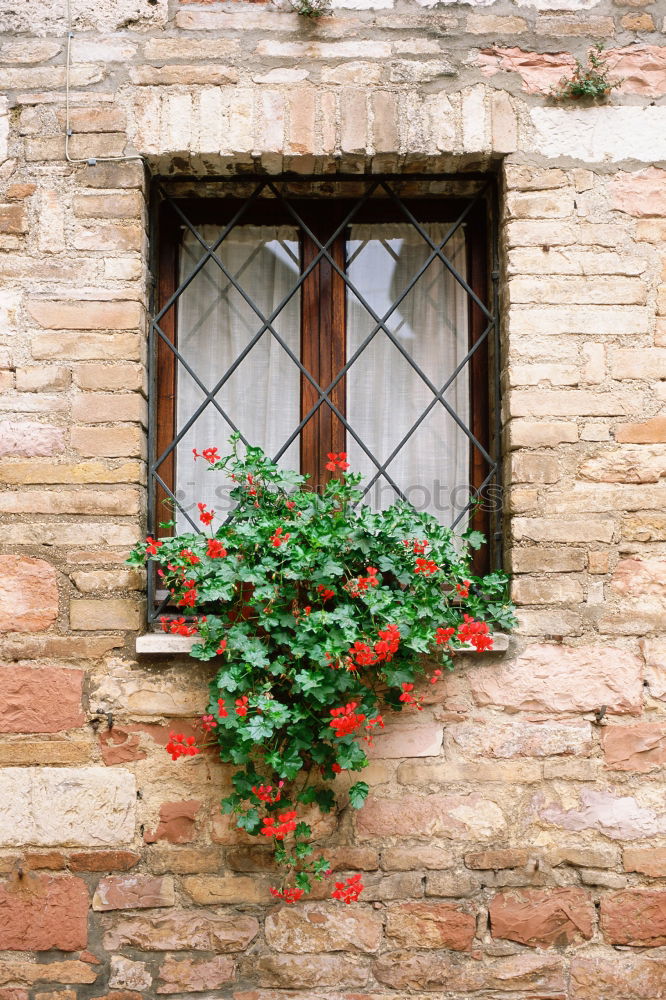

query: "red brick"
left=144, top=801, right=201, bottom=845
left=23, top=853, right=67, bottom=870
left=69, top=851, right=141, bottom=873
left=489, top=888, right=595, bottom=947
left=602, top=723, right=666, bottom=772
left=0, top=666, right=82, bottom=733
left=0, top=874, right=88, bottom=951
left=601, top=888, right=666, bottom=946
left=623, top=848, right=666, bottom=877
left=385, top=902, right=476, bottom=951
left=0, top=205, right=27, bottom=235
left=99, top=727, right=146, bottom=765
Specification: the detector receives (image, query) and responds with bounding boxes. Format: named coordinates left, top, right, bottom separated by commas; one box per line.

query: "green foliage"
left=130, top=434, right=515, bottom=895
left=551, top=43, right=621, bottom=102
left=287, top=0, right=332, bottom=17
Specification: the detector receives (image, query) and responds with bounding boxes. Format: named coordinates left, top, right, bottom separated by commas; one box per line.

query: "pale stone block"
left=462, top=85, right=489, bottom=153
left=0, top=767, right=135, bottom=846
left=530, top=107, right=666, bottom=163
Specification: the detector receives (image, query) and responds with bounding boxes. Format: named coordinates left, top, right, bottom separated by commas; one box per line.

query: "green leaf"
left=348, top=781, right=369, bottom=809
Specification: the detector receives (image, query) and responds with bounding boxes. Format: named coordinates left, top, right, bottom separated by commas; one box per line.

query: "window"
left=149, top=176, right=501, bottom=614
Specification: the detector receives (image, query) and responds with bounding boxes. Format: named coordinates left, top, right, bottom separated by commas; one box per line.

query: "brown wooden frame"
left=154, top=194, right=492, bottom=567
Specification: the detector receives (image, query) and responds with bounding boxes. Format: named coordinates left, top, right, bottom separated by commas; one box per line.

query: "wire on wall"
left=64, top=0, right=144, bottom=166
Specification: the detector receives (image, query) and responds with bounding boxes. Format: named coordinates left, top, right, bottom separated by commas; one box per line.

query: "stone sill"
left=136, top=633, right=510, bottom=655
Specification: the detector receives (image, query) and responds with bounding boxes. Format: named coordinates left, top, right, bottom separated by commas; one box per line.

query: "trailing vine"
left=130, top=436, right=516, bottom=902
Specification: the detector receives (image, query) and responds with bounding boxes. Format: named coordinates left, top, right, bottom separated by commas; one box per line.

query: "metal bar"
left=379, top=179, right=495, bottom=322
left=150, top=320, right=253, bottom=473
left=152, top=180, right=269, bottom=326
left=153, top=181, right=383, bottom=464
left=270, top=187, right=496, bottom=466
left=360, top=322, right=493, bottom=498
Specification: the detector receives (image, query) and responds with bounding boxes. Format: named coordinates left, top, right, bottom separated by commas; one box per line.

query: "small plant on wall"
left=550, top=43, right=621, bottom=102
left=287, top=0, right=332, bottom=17
left=129, top=435, right=515, bottom=902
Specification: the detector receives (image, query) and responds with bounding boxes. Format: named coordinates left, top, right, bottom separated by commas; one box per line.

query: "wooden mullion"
left=467, top=207, right=491, bottom=575
left=155, top=205, right=179, bottom=536
left=300, top=221, right=347, bottom=490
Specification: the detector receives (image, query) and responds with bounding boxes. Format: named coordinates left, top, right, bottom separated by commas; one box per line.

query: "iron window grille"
left=147, top=174, right=502, bottom=621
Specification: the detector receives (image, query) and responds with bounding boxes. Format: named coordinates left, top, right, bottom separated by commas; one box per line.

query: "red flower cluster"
left=345, top=567, right=379, bottom=596
left=457, top=614, right=494, bottom=652
left=253, top=781, right=284, bottom=803
left=235, top=695, right=249, bottom=717
left=325, top=451, right=350, bottom=472
left=260, top=810, right=298, bottom=840
left=217, top=697, right=228, bottom=718
left=435, top=616, right=493, bottom=652
left=269, top=886, right=304, bottom=904
left=270, top=526, right=290, bottom=548
left=403, top=538, right=428, bottom=555
left=415, top=557, right=439, bottom=575
left=192, top=447, right=220, bottom=464
left=399, top=682, right=423, bottom=711
left=146, top=535, right=162, bottom=555
left=178, top=580, right=198, bottom=608
left=197, top=502, right=215, bottom=526
left=348, top=641, right=377, bottom=668
left=216, top=639, right=227, bottom=655
left=348, top=624, right=401, bottom=669
left=159, top=616, right=198, bottom=637
left=166, top=732, right=200, bottom=761
left=179, top=549, right=201, bottom=566
left=201, top=714, right=216, bottom=732
left=332, top=874, right=364, bottom=904
left=429, top=669, right=443, bottom=685
left=456, top=579, right=471, bottom=598
left=317, top=584, right=335, bottom=601
left=330, top=702, right=366, bottom=738
left=207, top=538, right=227, bottom=559
left=375, top=623, right=400, bottom=662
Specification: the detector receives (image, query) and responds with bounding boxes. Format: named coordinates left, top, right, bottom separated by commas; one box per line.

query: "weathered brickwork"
left=0, top=0, right=666, bottom=996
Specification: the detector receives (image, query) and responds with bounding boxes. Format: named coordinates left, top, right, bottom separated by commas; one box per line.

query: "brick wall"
left=1, top=0, right=666, bottom=996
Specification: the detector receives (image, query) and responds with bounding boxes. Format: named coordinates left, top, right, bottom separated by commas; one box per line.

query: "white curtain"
left=173, top=221, right=470, bottom=530
left=346, top=224, right=470, bottom=526
left=175, top=225, right=300, bottom=528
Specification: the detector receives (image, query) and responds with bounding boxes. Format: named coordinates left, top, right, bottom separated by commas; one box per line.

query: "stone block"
left=601, top=889, right=666, bottom=946
left=0, top=556, right=58, bottom=633
left=156, top=956, right=234, bottom=994
left=265, top=904, right=382, bottom=954
left=601, top=724, right=666, bottom=772
left=92, top=875, right=174, bottom=911
left=0, top=666, right=82, bottom=733
left=489, top=887, right=594, bottom=947
left=385, top=901, right=475, bottom=951
left=468, top=644, right=642, bottom=714
left=0, top=767, right=135, bottom=847
left=0, top=874, right=88, bottom=951
left=102, top=909, right=259, bottom=951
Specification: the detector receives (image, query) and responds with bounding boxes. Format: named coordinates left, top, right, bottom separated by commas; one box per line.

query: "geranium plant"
left=129, top=435, right=515, bottom=902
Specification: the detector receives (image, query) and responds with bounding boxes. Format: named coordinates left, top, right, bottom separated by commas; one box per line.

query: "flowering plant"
left=129, top=436, right=515, bottom=901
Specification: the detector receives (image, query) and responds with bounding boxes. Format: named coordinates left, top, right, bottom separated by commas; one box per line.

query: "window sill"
left=135, top=633, right=510, bottom=656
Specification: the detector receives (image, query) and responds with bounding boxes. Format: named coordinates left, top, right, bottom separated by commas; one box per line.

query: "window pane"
left=175, top=225, right=300, bottom=526
left=346, top=223, right=470, bottom=525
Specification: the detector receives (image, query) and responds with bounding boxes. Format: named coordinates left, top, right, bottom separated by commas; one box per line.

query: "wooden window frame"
left=153, top=192, right=494, bottom=574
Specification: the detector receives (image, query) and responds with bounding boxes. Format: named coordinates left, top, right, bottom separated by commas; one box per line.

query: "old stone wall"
left=0, top=0, right=666, bottom=996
